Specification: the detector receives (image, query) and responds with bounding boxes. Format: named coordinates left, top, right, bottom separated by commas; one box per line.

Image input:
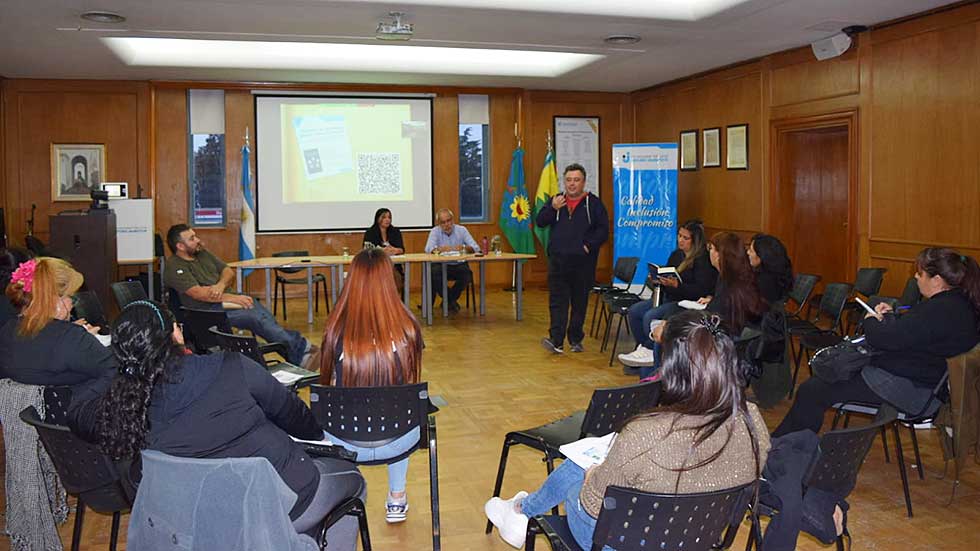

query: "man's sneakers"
left=385, top=493, right=409, bottom=523
left=568, top=342, right=584, bottom=353
left=540, top=337, right=564, bottom=354
left=618, top=344, right=655, bottom=367
left=485, top=491, right=529, bottom=548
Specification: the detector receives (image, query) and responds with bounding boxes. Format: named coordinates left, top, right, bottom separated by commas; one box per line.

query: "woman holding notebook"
left=487, top=310, right=771, bottom=549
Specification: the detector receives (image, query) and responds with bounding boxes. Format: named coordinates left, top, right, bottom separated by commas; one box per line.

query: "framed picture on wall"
left=726, top=124, right=749, bottom=170
left=51, top=143, right=106, bottom=201
left=679, top=130, right=698, bottom=171
left=702, top=128, right=721, bottom=168
left=553, top=116, right=600, bottom=196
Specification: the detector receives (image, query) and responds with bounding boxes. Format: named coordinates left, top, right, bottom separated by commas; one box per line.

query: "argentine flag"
left=239, top=144, right=256, bottom=277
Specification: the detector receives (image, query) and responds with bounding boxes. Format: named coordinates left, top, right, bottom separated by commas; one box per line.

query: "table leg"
left=330, top=266, right=338, bottom=305
left=306, top=267, right=314, bottom=325
left=425, top=263, right=433, bottom=325
left=236, top=267, right=243, bottom=294
left=516, top=260, right=525, bottom=321
left=147, top=261, right=154, bottom=301
left=479, top=261, right=486, bottom=316
left=442, top=264, right=448, bottom=318
left=265, top=268, right=272, bottom=306
left=403, top=262, right=411, bottom=307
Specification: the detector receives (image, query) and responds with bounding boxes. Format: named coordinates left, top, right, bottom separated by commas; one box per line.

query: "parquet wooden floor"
left=3, top=287, right=980, bottom=550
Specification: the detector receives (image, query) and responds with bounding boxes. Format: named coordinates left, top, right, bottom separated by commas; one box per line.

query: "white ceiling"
left=0, top=0, right=958, bottom=92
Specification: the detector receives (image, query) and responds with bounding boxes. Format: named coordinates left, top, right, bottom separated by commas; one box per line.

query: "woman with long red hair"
left=319, top=247, right=424, bottom=523
left=699, top=232, right=768, bottom=333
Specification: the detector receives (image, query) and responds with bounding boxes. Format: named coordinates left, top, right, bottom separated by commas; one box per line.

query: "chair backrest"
left=868, top=295, right=898, bottom=311
left=18, top=406, right=130, bottom=513
left=208, top=327, right=264, bottom=364
left=897, top=276, right=922, bottom=308
left=72, top=290, right=109, bottom=328
left=309, top=383, right=430, bottom=450
left=166, top=288, right=184, bottom=323
left=580, top=381, right=661, bottom=438
left=805, top=407, right=898, bottom=497
left=787, top=273, right=821, bottom=315
left=42, top=386, right=73, bottom=426
left=273, top=250, right=311, bottom=275
left=180, top=307, right=232, bottom=352
left=592, top=482, right=754, bottom=551
left=853, top=267, right=887, bottom=298
left=816, top=282, right=853, bottom=329
left=612, top=256, right=640, bottom=291
left=154, top=233, right=165, bottom=258
left=111, top=280, right=149, bottom=310
left=25, top=235, right=47, bottom=256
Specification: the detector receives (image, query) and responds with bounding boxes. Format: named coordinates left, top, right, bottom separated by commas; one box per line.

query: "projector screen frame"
left=252, top=93, right=436, bottom=234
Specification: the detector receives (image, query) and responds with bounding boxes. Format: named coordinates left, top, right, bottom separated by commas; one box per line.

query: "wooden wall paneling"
left=153, top=87, right=188, bottom=258
left=769, top=48, right=860, bottom=108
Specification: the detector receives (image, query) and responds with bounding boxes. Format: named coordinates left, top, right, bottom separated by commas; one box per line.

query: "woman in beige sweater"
left=486, top=310, right=771, bottom=549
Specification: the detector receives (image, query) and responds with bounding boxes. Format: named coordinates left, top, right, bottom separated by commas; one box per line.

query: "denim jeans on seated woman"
left=323, top=426, right=420, bottom=495
left=627, top=300, right=681, bottom=350
left=520, top=461, right=611, bottom=551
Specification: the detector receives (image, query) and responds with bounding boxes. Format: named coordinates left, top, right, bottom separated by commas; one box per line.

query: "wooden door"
left=772, top=125, right=851, bottom=286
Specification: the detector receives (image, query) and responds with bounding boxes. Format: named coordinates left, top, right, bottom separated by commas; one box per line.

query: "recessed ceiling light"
left=343, top=0, right=751, bottom=20
left=603, top=35, right=640, bottom=45
left=80, top=11, right=126, bottom=24
left=102, top=37, right=603, bottom=78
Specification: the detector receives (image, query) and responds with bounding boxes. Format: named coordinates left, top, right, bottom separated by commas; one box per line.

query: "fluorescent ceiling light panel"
left=342, top=0, right=750, bottom=20
left=102, top=37, right=602, bottom=77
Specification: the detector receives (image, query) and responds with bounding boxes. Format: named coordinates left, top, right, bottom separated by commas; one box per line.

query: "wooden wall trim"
left=870, top=1, right=980, bottom=45
left=151, top=80, right=523, bottom=96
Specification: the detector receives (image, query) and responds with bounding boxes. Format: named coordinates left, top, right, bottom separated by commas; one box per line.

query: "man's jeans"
left=226, top=300, right=308, bottom=365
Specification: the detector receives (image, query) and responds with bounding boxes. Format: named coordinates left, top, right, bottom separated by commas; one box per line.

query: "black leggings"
left=292, top=458, right=366, bottom=546
left=772, top=375, right=883, bottom=437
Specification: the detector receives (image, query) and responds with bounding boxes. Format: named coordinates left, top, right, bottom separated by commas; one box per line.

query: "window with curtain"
left=458, top=94, right=490, bottom=222
left=188, top=90, right=226, bottom=227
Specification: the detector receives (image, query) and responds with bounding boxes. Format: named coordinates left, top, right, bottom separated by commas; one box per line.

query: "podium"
left=49, top=210, right=117, bottom=314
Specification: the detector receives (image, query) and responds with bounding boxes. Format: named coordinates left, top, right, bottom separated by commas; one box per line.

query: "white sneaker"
left=618, top=344, right=655, bottom=367
left=485, top=491, right=529, bottom=548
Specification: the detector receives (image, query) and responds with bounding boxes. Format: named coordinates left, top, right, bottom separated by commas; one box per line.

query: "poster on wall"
left=554, top=116, right=600, bottom=196
left=612, top=143, right=678, bottom=286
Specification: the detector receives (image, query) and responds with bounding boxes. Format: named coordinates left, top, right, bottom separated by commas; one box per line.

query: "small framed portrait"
left=702, top=128, right=721, bottom=168
left=51, top=144, right=106, bottom=201
left=679, top=130, right=698, bottom=171
left=726, top=124, right=749, bottom=170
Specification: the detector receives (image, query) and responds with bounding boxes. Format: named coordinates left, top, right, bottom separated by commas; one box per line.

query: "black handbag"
left=809, top=336, right=880, bottom=384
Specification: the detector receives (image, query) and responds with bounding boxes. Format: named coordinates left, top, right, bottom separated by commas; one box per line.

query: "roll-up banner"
left=612, top=143, right=678, bottom=286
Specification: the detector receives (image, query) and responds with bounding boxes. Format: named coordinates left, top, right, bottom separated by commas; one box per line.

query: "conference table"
left=228, top=252, right=536, bottom=325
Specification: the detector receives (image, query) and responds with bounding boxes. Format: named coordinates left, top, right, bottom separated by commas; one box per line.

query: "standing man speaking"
left=536, top=163, right=609, bottom=353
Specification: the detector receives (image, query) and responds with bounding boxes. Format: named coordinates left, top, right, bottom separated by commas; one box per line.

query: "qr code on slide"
left=357, top=153, right=402, bottom=195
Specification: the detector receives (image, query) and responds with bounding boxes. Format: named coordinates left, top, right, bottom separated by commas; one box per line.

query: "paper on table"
left=678, top=300, right=707, bottom=310
left=558, top=433, right=617, bottom=470
left=272, top=370, right=306, bottom=384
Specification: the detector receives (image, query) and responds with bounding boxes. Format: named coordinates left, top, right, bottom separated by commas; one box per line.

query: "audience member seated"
left=485, top=310, right=771, bottom=549
left=319, top=248, right=424, bottom=523
left=73, top=301, right=366, bottom=547
left=619, top=219, right=717, bottom=368
left=424, top=208, right=481, bottom=313
left=0, top=257, right=114, bottom=397
left=363, top=207, right=406, bottom=289
left=164, top=224, right=316, bottom=366
left=773, top=248, right=980, bottom=437
left=0, top=247, right=33, bottom=326
left=748, top=234, right=794, bottom=304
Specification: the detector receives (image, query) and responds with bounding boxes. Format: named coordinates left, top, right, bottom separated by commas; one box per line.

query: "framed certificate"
left=726, top=124, right=749, bottom=170
left=679, top=130, right=698, bottom=171
left=554, top=116, right=600, bottom=195
left=702, top=128, right=720, bottom=168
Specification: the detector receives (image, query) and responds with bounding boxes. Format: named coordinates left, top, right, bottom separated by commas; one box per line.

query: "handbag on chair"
left=809, top=336, right=881, bottom=384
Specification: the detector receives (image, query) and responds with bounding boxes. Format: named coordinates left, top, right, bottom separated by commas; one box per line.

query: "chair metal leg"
left=891, top=422, right=914, bottom=517
left=357, top=505, right=372, bottom=551
left=608, top=315, right=623, bottom=367
left=314, top=279, right=319, bottom=314
left=789, top=341, right=805, bottom=399
left=880, top=425, right=890, bottom=463
left=486, top=438, right=514, bottom=534
left=589, top=294, right=600, bottom=337
left=545, top=454, right=560, bottom=516
left=908, top=423, right=925, bottom=480
left=525, top=518, right=540, bottom=551
left=109, top=511, right=121, bottom=551
left=71, top=499, right=85, bottom=551
left=600, top=307, right=614, bottom=352
left=428, top=416, right=441, bottom=551
left=273, top=279, right=279, bottom=316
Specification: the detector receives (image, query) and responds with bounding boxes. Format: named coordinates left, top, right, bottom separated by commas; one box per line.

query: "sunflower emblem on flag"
left=510, top=194, right=530, bottom=222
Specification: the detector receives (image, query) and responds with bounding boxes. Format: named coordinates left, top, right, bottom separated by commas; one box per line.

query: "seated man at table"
left=424, top=208, right=481, bottom=313
left=164, top=224, right=315, bottom=366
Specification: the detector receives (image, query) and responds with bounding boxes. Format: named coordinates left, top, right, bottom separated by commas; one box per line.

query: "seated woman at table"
left=773, top=248, right=980, bottom=437
left=747, top=233, right=794, bottom=305
left=81, top=301, right=365, bottom=546
left=363, top=207, right=405, bottom=290
left=485, top=310, right=771, bottom=549
left=0, top=257, right=113, bottom=391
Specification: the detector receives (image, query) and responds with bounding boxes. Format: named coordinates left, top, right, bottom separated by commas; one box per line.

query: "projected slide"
left=256, top=95, right=433, bottom=232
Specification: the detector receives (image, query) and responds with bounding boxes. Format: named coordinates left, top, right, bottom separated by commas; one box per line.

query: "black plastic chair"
left=72, top=290, right=110, bottom=329
left=272, top=250, right=329, bottom=321
left=309, top=383, right=440, bottom=550
left=600, top=276, right=655, bottom=366
left=208, top=327, right=319, bottom=390
left=25, top=234, right=49, bottom=256
left=747, top=408, right=898, bottom=551
left=180, top=306, right=233, bottom=353
left=588, top=256, right=639, bottom=338
left=42, top=385, right=74, bottom=426
left=19, top=406, right=132, bottom=551
left=786, top=282, right=853, bottom=398
left=786, top=273, right=821, bottom=319
left=527, top=481, right=754, bottom=551
left=896, top=276, right=922, bottom=308
left=110, top=280, right=149, bottom=310
left=486, top=381, right=661, bottom=532
left=830, top=372, right=951, bottom=518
